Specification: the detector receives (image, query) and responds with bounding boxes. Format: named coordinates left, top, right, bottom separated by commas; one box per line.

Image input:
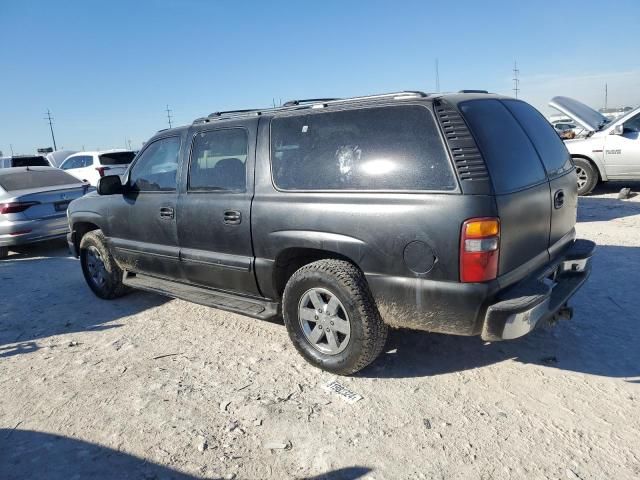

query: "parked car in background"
left=550, top=96, right=640, bottom=195
left=45, top=150, right=78, bottom=168
left=0, top=155, right=51, bottom=168
left=0, top=167, right=91, bottom=259
left=60, top=150, right=136, bottom=186
left=67, top=91, right=594, bottom=375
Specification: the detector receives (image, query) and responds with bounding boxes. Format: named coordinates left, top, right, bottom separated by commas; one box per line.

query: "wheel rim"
left=85, top=246, right=107, bottom=289
left=575, top=166, right=588, bottom=190
left=298, top=287, right=351, bottom=355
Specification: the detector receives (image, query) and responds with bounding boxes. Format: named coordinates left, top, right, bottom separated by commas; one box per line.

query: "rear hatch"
left=0, top=168, right=87, bottom=220
left=98, top=151, right=136, bottom=177
left=457, top=98, right=577, bottom=278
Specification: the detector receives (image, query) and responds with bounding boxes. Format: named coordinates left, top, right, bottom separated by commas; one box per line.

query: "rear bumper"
left=0, top=216, right=69, bottom=247
left=481, top=239, right=595, bottom=341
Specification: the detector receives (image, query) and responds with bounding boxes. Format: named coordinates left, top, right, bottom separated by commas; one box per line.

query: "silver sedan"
left=0, top=167, right=91, bottom=259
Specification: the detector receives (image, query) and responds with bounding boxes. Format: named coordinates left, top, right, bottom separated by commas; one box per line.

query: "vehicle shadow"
left=362, top=244, right=640, bottom=382
left=0, top=240, right=167, bottom=357
left=0, top=429, right=371, bottom=480
left=578, top=195, right=640, bottom=223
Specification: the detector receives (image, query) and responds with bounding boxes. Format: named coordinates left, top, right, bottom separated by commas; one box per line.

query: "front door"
left=177, top=123, right=259, bottom=296
left=108, top=135, right=182, bottom=279
left=604, top=112, right=640, bottom=178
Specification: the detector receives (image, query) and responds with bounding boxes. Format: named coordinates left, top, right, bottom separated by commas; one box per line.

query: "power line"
left=44, top=109, right=58, bottom=150
left=165, top=104, right=173, bottom=128
left=512, top=61, right=520, bottom=99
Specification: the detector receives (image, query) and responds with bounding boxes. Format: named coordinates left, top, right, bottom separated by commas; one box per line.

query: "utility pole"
left=44, top=109, right=58, bottom=150
left=165, top=105, right=173, bottom=128
left=604, top=83, right=608, bottom=111
left=10, top=144, right=14, bottom=155
left=512, top=61, right=520, bottom=99
left=435, top=58, right=440, bottom=92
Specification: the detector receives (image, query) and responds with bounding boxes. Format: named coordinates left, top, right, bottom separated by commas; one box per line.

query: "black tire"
left=574, top=158, right=598, bottom=196
left=282, top=259, right=388, bottom=375
left=0, top=246, right=8, bottom=259
left=79, top=230, right=129, bottom=299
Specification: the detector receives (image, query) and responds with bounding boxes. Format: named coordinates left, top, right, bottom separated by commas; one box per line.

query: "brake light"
left=96, top=166, right=110, bottom=177
left=0, top=202, right=39, bottom=214
left=460, top=217, right=500, bottom=283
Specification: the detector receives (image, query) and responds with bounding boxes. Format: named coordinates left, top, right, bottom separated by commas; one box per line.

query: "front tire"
left=80, top=230, right=128, bottom=299
left=574, top=158, right=598, bottom=196
left=282, top=259, right=388, bottom=375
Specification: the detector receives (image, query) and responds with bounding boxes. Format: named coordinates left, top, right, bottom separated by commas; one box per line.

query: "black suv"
left=67, top=91, right=594, bottom=375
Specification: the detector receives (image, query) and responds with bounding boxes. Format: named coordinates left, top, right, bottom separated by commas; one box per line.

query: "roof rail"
left=458, top=89, right=489, bottom=94
left=192, top=90, right=430, bottom=125
left=282, top=98, right=340, bottom=107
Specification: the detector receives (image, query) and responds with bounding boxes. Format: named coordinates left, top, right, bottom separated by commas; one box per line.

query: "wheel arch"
left=571, top=154, right=606, bottom=181
left=70, top=218, right=102, bottom=257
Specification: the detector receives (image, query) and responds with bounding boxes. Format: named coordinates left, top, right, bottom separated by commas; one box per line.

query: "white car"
left=550, top=96, right=640, bottom=195
left=60, top=150, right=136, bottom=186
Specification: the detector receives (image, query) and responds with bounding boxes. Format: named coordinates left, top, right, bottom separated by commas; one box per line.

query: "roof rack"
left=458, top=89, right=489, bottom=94
left=192, top=91, right=430, bottom=125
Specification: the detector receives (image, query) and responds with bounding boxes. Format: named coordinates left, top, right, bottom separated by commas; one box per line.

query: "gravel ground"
left=1, top=183, right=639, bottom=480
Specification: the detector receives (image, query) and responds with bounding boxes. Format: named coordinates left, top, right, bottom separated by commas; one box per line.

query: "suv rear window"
left=502, top=100, right=573, bottom=177
left=99, top=151, right=136, bottom=165
left=11, top=156, right=49, bottom=167
left=0, top=169, right=80, bottom=192
left=459, top=99, right=547, bottom=194
left=271, top=105, right=456, bottom=191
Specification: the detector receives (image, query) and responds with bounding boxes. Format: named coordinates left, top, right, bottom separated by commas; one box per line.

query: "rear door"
left=502, top=100, right=577, bottom=258
left=603, top=112, right=640, bottom=177
left=176, top=120, right=259, bottom=296
left=458, top=99, right=552, bottom=277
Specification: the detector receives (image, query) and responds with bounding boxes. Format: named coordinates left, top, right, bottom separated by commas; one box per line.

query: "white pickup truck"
left=550, top=96, right=640, bottom=195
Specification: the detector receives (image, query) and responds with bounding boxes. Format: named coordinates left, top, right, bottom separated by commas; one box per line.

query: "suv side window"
left=502, top=100, right=573, bottom=178
left=459, top=99, right=547, bottom=193
left=129, top=136, right=181, bottom=192
left=271, top=105, right=456, bottom=191
left=61, top=156, right=85, bottom=170
left=189, top=128, right=248, bottom=191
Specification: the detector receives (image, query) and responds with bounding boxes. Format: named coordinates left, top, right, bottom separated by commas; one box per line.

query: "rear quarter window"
left=502, top=100, right=573, bottom=177
left=459, top=99, right=547, bottom=194
left=270, top=105, right=457, bottom=191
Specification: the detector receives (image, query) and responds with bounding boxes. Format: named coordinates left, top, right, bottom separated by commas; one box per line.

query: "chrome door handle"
left=159, top=206, right=175, bottom=219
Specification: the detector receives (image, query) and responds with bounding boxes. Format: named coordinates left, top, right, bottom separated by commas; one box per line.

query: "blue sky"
left=1, top=0, right=639, bottom=154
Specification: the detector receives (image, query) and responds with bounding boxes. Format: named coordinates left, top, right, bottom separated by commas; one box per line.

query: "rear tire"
left=282, top=259, right=388, bottom=375
left=574, top=158, right=598, bottom=196
left=80, top=230, right=129, bottom=299
left=0, top=247, right=8, bottom=259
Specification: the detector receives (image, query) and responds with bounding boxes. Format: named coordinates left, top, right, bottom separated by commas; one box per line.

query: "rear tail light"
left=0, top=201, right=40, bottom=214
left=96, top=166, right=111, bottom=177
left=460, top=217, right=500, bottom=283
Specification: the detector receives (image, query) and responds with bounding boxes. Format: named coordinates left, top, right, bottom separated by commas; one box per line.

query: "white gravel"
left=1, top=183, right=639, bottom=480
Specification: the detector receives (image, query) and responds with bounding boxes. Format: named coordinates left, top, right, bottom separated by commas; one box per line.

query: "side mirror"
left=97, top=175, right=125, bottom=195
left=610, top=124, right=624, bottom=135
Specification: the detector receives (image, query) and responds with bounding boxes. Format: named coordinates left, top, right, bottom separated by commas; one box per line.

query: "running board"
left=122, top=272, right=279, bottom=320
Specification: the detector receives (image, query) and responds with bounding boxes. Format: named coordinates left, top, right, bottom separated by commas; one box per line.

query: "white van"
left=549, top=96, right=640, bottom=195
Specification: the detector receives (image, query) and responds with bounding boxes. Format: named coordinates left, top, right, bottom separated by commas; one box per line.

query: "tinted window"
left=624, top=113, right=640, bottom=133
left=459, top=99, right=547, bottom=193
left=0, top=169, right=80, bottom=192
left=271, top=105, right=456, bottom=191
left=189, top=129, right=247, bottom=191
left=129, top=136, right=181, bottom=191
left=12, top=156, right=49, bottom=167
left=503, top=100, right=573, bottom=177
left=99, top=151, right=136, bottom=165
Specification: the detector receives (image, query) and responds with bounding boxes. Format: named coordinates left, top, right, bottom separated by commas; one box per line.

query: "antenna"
left=512, top=61, right=520, bottom=99
left=165, top=104, right=173, bottom=128
left=44, top=109, right=58, bottom=150
left=10, top=144, right=14, bottom=155
left=435, top=58, right=440, bottom=92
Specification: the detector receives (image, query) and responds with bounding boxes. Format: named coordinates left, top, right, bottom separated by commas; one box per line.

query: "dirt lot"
left=1, top=183, right=639, bottom=480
